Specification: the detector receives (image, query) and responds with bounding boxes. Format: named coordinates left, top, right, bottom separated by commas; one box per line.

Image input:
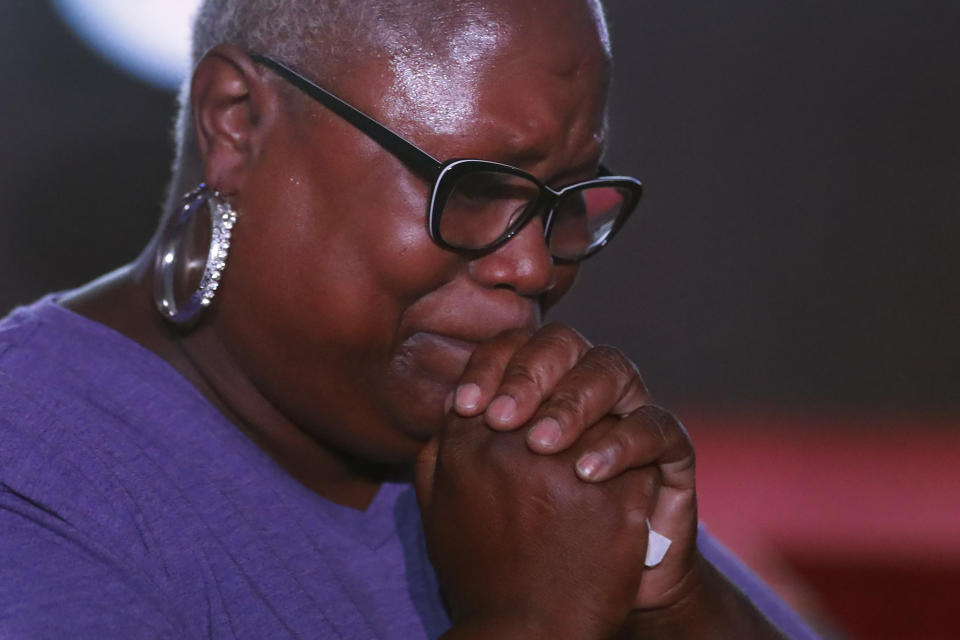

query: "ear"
left=190, top=44, right=278, bottom=196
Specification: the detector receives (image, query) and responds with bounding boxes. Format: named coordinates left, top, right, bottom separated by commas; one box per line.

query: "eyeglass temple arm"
left=250, top=54, right=443, bottom=179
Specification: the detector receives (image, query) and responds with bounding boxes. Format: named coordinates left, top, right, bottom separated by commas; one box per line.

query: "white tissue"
left=644, top=526, right=671, bottom=567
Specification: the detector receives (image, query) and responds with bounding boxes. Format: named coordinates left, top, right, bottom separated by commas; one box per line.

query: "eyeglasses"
left=251, top=54, right=643, bottom=262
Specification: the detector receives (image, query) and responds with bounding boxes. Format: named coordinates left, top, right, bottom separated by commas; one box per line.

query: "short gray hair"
left=187, top=0, right=609, bottom=82
left=191, top=0, right=377, bottom=79
left=169, top=0, right=385, bottom=204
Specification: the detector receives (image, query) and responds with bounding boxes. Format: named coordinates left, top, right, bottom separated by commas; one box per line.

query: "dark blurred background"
left=2, top=0, right=957, bottom=412
left=2, top=2, right=958, bottom=638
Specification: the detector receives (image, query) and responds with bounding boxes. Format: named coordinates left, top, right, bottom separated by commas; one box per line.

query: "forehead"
left=380, top=5, right=508, bottom=135
left=371, top=0, right=612, bottom=174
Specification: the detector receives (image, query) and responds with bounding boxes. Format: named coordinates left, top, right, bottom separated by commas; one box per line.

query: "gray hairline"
left=167, top=0, right=388, bottom=209
left=165, top=0, right=611, bottom=210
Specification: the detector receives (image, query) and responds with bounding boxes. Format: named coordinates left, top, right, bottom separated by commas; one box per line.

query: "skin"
left=62, top=0, right=790, bottom=637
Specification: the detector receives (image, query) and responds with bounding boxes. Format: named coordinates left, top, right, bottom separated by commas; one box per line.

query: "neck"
left=61, top=247, right=388, bottom=510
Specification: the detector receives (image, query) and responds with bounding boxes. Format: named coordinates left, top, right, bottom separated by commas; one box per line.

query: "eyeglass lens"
left=440, top=170, right=540, bottom=248
left=548, top=185, right=630, bottom=260
left=439, top=170, right=630, bottom=259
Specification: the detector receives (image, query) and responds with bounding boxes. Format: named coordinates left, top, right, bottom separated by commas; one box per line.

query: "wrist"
left=622, top=556, right=711, bottom=638
left=442, top=611, right=614, bottom=640
left=618, top=554, right=789, bottom=640
left=440, top=617, right=558, bottom=640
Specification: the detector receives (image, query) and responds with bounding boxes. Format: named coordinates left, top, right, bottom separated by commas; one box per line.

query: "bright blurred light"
left=52, top=0, right=201, bottom=90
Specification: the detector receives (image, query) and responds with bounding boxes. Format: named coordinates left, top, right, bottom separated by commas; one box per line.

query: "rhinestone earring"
left=153, top=184, right=238, bottom=327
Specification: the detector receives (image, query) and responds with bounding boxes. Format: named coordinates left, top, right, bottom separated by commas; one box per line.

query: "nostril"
left=467, top=223, right=556, bottom=298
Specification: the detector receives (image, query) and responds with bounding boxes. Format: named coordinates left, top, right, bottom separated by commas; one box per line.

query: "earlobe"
left=190, top=45, right=275, bottom=195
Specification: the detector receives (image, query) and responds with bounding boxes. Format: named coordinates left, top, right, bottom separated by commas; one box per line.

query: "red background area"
left=689, top=412, right=960, bottom=639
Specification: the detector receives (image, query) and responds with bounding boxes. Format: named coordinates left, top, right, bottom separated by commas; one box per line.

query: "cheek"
left=214, top=161, right=464, bottom=454
left=347, top=173, right=464, bottom=311
left=236, top=158, right=450, bottom=334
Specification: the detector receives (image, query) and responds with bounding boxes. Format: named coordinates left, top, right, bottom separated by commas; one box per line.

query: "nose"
left=467, top=217, right=556, bottom=297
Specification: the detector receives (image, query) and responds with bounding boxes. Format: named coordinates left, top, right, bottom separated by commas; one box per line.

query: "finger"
left=451, top=329, right=532, bottom=417
left=414, top=436, right=440, bottom=512
left=483, top=323, right=591, bottom=431
left=574, top=406, right=695, bottom=489
left=525, top=345, right=649, bottom=454
left=611, top=464, right=663, bottom=538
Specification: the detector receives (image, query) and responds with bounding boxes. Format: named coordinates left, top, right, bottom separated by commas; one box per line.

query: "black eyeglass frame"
left=250, top=53, right=643, bottom=262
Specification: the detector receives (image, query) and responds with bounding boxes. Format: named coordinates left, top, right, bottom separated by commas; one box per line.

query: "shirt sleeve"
left=697, top=524, right=823, bottom=640
left=0, top=485, right=183, bottom=640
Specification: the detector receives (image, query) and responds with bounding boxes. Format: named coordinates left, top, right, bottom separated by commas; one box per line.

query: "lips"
left=399, top=332, right=480, bottom=381
left=402, top=304, right=538, bottom=346
left=396, top=291, right=540, bottom=383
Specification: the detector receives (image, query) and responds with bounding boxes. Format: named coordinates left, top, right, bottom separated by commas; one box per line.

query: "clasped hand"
left=415, top=324, right=699, bottom=638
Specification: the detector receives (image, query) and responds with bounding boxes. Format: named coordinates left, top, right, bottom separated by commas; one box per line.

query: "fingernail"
left=576, top=452, right=608, bottom=480
left=528, top=417, right=561, bottom=449
left=487, top=395, right=517, bottom=424
left=455, top=383, right=482, bottom=412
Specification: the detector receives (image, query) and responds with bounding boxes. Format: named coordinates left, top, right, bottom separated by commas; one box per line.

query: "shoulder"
left=0, top=296, right=213, bottom=568
left=0, top=298, right=215, bottom=637
left=0, top=298, right=157, bottom=523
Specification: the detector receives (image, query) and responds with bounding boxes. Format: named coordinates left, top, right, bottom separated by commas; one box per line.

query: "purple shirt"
left=0, top=298, right=818, bottom=639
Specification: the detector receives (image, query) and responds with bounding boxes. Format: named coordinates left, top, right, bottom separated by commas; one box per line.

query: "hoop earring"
left=153, top=184, right=238, bottom=327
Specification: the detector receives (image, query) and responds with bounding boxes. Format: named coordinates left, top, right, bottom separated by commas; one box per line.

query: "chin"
left=397, top=391, right=449, bottom=442
left=383, top=376, right=451, bottom=444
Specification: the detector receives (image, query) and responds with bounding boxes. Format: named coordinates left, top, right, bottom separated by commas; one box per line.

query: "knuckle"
left=586, top=344, right=640, bottom=379
left=463, top=336, right=529, bottom=383
left=503, top=361, right=546, bottom=392
left=497, top=326, right=593, bottom=396
left=642, top=469, right=660, bottom=500
left=497, top=326, right=535, bottom=343
left=635, top=405, right=672, bottom=440
left=602, top=425, right=636, bottom=458
left=667, top=451, right=697, bottom=475
left=624, top=505, right=652, bottom=532
left=617, top=481, right=655, bottom=530
left=546, top=388, right=590, bottom=424
left=463, top=342, right=505, bottom=374
left=634, top=405, right=696, bottom=465
left=640, top=403, right=676, bottom=422
left=540, top=321, right=584, bottom=340
left=538, top=322, right=592, bottom=353
left=471, top=330, right=524, bottom=361
left=629, top=467, right=660, bottom=500
left=589, top=343, right=627, bottom=361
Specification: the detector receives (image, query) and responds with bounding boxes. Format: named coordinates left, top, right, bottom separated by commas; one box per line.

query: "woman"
left=0, top=1, right=818, bottom=638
